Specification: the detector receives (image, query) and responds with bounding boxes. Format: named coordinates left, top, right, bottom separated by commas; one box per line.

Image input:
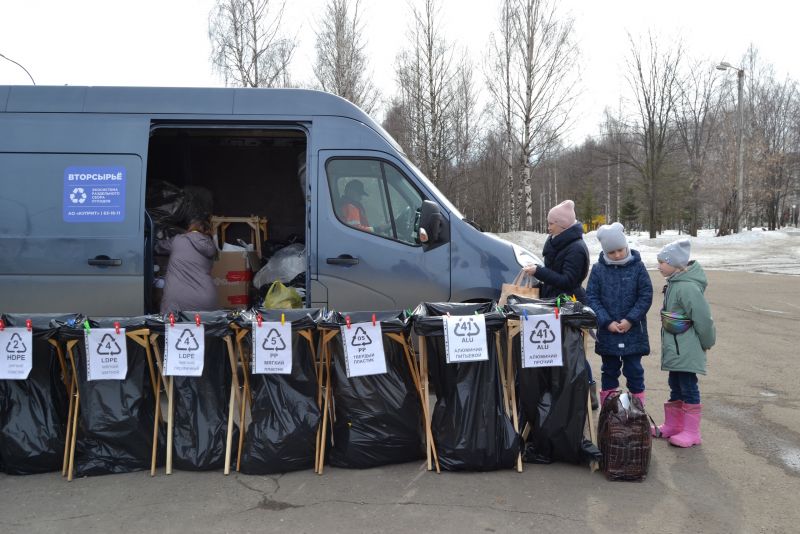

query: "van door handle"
left=326, top=255, right=359, bottom=266
left=88, top=256, right=122, bottom=267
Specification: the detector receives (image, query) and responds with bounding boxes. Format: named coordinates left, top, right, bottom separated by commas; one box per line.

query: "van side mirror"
left=417, top=200, right=445, bottom=245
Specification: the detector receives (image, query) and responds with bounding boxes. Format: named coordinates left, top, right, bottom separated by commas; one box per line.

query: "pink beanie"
left=547, top=200, right=576, bottom=229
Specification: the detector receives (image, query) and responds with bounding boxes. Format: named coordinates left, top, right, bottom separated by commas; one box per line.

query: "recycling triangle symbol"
left=453, top=318, right=481, bottom=337
left=351, top=327, right=372, bottom=347
left=5, top=333, right=27, bottom=353
left=96, top=333, right=122, bottom=355
left=530, top=320, right=556, bottom=344
left=262, top=328, right=287, bottom=351
left=175, top=329, right=200, bottom=351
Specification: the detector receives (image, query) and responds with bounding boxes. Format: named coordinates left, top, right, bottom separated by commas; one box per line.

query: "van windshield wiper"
left=463, top=218, right=483, bottom=232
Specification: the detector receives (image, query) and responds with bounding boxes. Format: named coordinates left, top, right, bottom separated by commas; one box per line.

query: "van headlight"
left=511, top=243, right=541, bottom=268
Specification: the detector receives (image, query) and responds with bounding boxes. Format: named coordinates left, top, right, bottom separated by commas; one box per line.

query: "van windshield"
left=399, top=156, right=464, bottom=220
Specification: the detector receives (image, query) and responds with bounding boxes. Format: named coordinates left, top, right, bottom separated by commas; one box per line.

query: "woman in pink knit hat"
left=523, top=199, right=597, bottom=406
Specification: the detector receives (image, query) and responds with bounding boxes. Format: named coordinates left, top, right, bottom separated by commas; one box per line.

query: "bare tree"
left=313, top=0, right=380, bottom=113
left=619, top=32, right=682, bottom=238
left=394, top=0, right=458, bottom=187
left=486, top=0, right=518, bottom=231
left=209, top=0, right=297, bottom=88
left=449, top=55, right=481, bottom=208
left=673, top=58, right=723, bottom=236
left=511, top=0, right=579, bottom=230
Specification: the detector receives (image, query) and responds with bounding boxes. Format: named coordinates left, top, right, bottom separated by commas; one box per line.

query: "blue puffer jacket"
left=585, top=249, right=653, bottom=357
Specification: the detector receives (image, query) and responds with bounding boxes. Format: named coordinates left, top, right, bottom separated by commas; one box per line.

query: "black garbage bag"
left=505, top=296, right=599, bottom=465
left=58, top=316, right=161, bottom=476
left=0, top=314, right=72, bottom=475
left=234, top=308, right=322, bottom=474
left=412, top=302, right=520, bottom=471
left=148, top=311, right=237, bottom=471
left=320, top=310, right=425, bottom=468
left=146, top=180, right=213, bottom=229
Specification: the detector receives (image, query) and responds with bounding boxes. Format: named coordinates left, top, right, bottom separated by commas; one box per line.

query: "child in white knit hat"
left=652, top=239, right=716, bottom=447
left=586, top=222, right=653, bottom=409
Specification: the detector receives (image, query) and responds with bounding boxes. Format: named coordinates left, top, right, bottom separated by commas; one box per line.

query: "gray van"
left=0, top=86, right=539, bottom=315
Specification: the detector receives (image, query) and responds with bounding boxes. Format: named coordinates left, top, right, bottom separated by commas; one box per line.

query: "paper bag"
left=499, top=269, right=540, bottom=305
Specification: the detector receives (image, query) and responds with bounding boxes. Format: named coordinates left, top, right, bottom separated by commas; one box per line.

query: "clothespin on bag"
left=281, top=313, right=285, bottom=326
left=523, top=309, right=529, bottom=321
left=371, top=313, right=376, bottom=326
left=114, top=321, right=121, bottom=335
left=194, top=314, right=201, bottom=327
left=256, top=313, right=263, bottom=328
left=0, top=319, right=5, bottom=331
left=83, top=320, right=91, bottom=334
left=169, top=313, right=175, bottom=328
left=25, top=319, right=32, bottom=332
left=345, top=315, right=351, bottom=329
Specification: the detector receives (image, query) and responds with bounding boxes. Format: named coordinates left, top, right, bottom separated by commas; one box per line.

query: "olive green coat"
left=660, top=261, right=716, bottom=375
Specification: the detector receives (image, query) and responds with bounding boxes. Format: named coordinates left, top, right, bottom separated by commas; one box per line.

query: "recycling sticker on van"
left=63, top=166, right=126, bottom=222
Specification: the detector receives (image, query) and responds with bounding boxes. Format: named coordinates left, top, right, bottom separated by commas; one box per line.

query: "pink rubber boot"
left=599, top=389, right=615, bottom=408
left=651, top=400, right=683, bottom=438
left=669, top=403, right=702, bottom=447
left=631, top=391, right=645, bottom=408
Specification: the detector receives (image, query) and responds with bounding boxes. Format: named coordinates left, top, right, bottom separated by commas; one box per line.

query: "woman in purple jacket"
left=160, top=216, right=218, bottom=314
left=585, top=222, right=653, bottom=408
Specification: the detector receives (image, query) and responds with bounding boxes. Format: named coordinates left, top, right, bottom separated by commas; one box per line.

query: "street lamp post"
left=717, top=61, right=744, bottom=233
left=0, top=52, right=36, bottom=85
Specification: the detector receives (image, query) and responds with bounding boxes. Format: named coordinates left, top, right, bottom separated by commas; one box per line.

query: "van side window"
left=327, top=158, right=423, bottom=245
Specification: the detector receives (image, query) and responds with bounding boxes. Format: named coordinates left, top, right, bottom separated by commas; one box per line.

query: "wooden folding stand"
left=46, top=338, right=71, bottom=477
left=314, top=328, right=438, bottom=474
left=501, top=322, right=524, bottom=473
left=314, top=329, right=338, bottom=475
left=385, top=332, right=440, bottom=473
left=61, top=328, right=157, bottom=481
left=506, top=321, right=599, bottom=473
left=211, top=216, right=269, bottom=258
left=223, top=323, right=317, bottom=474
left=149, top=330, right=242, bottom=476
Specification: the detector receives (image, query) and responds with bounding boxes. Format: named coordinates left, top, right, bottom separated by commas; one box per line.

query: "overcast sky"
left=1, top=0, right=797, bottom=145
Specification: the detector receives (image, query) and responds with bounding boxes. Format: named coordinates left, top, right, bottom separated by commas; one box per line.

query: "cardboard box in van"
left=212, top=251, right=255, bottom=309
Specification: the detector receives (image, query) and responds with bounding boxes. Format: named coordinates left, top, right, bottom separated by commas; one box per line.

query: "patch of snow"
left=496, top=228, right=800, bottom=275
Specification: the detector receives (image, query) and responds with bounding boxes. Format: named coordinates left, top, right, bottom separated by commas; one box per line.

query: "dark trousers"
left=600, top=354, right=645, bottom=393
left=668, top=371, right=700, bottom=404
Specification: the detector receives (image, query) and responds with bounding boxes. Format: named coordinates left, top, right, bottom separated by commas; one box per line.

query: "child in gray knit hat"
left=652, top=238, right=716, bottom=448
left=656, top=239, right=691, bottom=270
left=586, top=222, right=652, bottom=409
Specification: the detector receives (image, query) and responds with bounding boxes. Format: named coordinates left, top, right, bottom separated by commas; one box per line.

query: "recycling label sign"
left=252, top=321, right=293, bottom=374
left=340, top=321, right=387, bottom=378
left=164, top=324, right=205, bottom=376
left=63, top=166, right=126, bottom=222
left=85, top=328, right=128, bottom=381
left=0, top=328, right=33, bottom=379
left=520, top=313, right=563, bottom=368
left=443, top=315, right=489, bottom=363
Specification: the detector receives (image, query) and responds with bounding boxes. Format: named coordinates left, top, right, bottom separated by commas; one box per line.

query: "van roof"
left=2, top=85, right=363, bottom=116
left=2, top=85, right=403, bottom=148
